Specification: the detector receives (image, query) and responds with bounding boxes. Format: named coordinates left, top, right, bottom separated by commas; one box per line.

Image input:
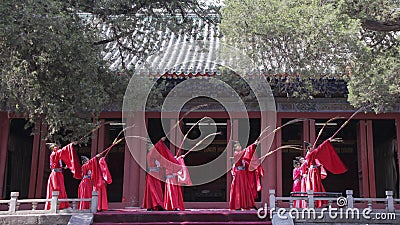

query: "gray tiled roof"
left=100, top=16, right=222, bottom=75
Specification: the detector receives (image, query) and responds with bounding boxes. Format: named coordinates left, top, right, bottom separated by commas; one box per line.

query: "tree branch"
left=362, top=19, right=400, bottom=32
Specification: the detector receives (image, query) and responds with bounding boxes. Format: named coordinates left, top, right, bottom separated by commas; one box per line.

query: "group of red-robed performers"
left=291, top=138, right=348, bottom=208
left=45, top=142, right=113, bottom=211
left=142, top=136, right=265, bottom=211
left=142, top=137, right=192, bottom=211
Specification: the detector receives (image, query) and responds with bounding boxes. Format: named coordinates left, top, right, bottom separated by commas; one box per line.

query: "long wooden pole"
left=176, top=117, right=210, bottom=156
left=257, top=118, right=308, bottom=144
left=182, top=132, right=221, bottom=158
left=164, top=104, right=208, bottom=138
left=312, top=116, right=345, bottom=149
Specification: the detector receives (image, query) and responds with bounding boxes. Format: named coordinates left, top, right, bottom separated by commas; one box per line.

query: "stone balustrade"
left=269, top=189, right=398, bottom=212
left=0, top=191, right=98, bottom=214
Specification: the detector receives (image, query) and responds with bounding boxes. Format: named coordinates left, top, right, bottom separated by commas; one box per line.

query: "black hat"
left=46, top=143, right=59, bottom=150
left=81, top=156, right=89, bottom=164
left=304, top=141, right=312, bottom=148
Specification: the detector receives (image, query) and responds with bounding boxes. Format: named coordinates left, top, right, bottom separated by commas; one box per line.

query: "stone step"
left=92, top=209, right=271, bottom=224
left=93, top=222, right=271, bottom=225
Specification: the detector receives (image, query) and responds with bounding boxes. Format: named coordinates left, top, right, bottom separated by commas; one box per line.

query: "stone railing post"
left=269, top=189, right=276, bottom=209
left=386, top=190, right=394, bottom=212
left=307, top=190, right=314, bottom=208
left=50, top=191, right=59, bottom=213
left=9, top=192, right=19, bottom=213
left=346, top=190, right=354, bottom=208
left=91, top=191, right=98, bottom=213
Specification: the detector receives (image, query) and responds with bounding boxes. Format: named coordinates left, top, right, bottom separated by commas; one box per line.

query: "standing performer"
left=78, top=156, right=93, bottom=210
left=292, top=159, right=301, bottom=208
left=248, top=153, right=264, bottom=201
left=96, top=156, right=112, bottom=211
left=229, top=140, right=259, bottom=210
left=142, top=138, right=167, bottom=211
left=160, top=138, right=186, bottom=211
left=301, top=139, right=347, bottom=208
left=297, top=156, right=308, bottom=208
left=78, top=154, right=103, bottom=210
left=45, top=142, right=82, bottom=210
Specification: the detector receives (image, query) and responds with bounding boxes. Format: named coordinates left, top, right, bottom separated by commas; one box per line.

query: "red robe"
left=302, top=140, right=347, bottom=208
left=142, top=141, right=165, bottom=210
left=78, top=157, right=103, bottom=209
left=78, top=157, right=101, bottom=210
left=45, top=143, right=82, bottom=210
left=150, top=140, right=184, bottom=211
left=176, top=156, right=192, bottom=186
left=299, top=161, right=308, bottom=208
left=97, top=157, right=112, bottom=211
left=163, top=156, right=191, bottom=211
left=229, top=143, right=257, bottom=210
left=292, top=167, right=301, bottom=208
left=248, top=153, right=264, bottom=200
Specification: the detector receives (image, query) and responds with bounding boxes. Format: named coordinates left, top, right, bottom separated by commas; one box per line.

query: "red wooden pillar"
left=366, top=120, right=376, bottom=197
left=261, top=111, right=278, bottom=202
left=226, top=119, right=232, bottom=202
left=35, top=123, right=48, bottom=198
left=303, top=119, right=310, bottom=144
left=170, top=119, right=177, bottom=155
left=0, top=112, right=10, bottom=198
left=396, top=117, right=400, bottom=197
left=226, top=119, right=238, bottom=201
left=122, top=113, right=145, bottom=207
left=309, top=119, right=316, bottom=144
left=273, top=118, right=281, bottom=197
left=27, top=120, right=48, bottom=198
left=91, top=119, right=99, bottom=157
left=176, top=119, right=183, bottom=155
left=28, top=121, right=41, bottom=198
left=97, top=119, right=106, bottom=154
left=137, top=117, right=148, bottom=207
left=357, top=120, right=369, bottom=197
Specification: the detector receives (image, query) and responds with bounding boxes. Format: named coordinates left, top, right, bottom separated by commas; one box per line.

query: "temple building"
left=0, top=18, right=399, bottom=210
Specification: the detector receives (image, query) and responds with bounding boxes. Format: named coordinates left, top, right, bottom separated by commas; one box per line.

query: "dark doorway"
left=314, top=119, right=359, bottom=196
left=182, top=118, right=227, bottom=202
left=103, top=119, right=126, bottom=202
left=281, top=118, right=303, bottom=196
left=373, top=120, right=398, bottom=197
left=4, top=119, right=33, bottom=199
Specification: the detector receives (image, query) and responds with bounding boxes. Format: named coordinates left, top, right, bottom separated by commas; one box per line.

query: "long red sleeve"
left=59, top=143, right=82, bottom=179
left=176, top=156, right=192, bottom=186
left=99, top=157, right=112, bottom=184
left=153, top=140, right=181, bottom=173
left=315, top=140, right=347, bottom=174
left=243, top=144, right=257, bottom=162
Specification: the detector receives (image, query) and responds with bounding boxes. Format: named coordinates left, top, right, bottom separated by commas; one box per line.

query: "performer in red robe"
left=78, top=156, right=93, bottom=210
left=45, top=142, right=82, bottom=210
left=78, top=155, right=102, bottom=210
left=292, top=159, right=301, bottom=208
left=158, top=138, right=187, bottom=211
left=97, top=157, right=112, bottom=211
left=301, top=139, right=347, bottom=208
left=298, top=156, right=308, bottom=208
left=77, top=153, right=112, bottom=211
left=229, top=140, right=259, bottom=210
left=248, top=153, right=264, bottom=200
left=142, top=139, right=166, bottom=211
